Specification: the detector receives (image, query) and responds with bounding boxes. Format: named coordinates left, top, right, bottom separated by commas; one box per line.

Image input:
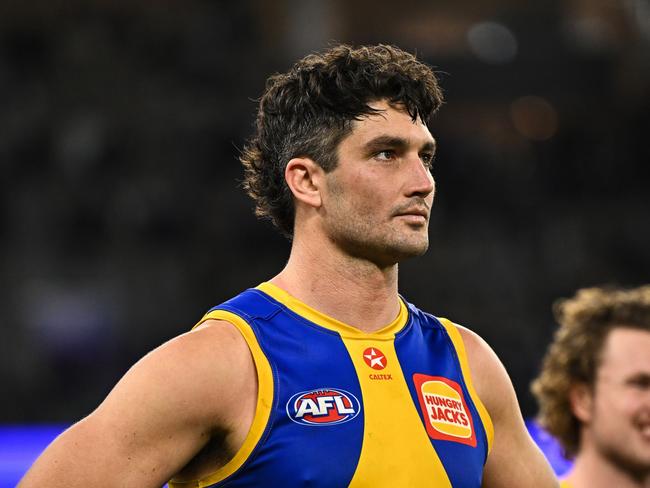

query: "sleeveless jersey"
left=169, top=282, right=493, bottom=487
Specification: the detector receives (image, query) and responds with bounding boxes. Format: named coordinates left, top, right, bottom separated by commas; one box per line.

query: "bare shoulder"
left=19, top=318, right=256, bottom=488
left=453, top=324, right=511, bottom=421
left=96, top=318, right=255, bottom=423
left=452, top=323, right=558, bottom=488
left=159, top=318, right=255, bottom=395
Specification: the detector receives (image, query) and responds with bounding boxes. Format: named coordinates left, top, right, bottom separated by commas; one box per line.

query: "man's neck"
left=566, top=445, right=650, bottom=488
left=271, top=239, right=401, bottom=333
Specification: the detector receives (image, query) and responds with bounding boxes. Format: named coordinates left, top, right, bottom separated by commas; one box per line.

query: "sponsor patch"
left=363, top=347, right=387, bottom=370
left=286, top=388, right=361, bottom=426
left=413, top=374, right=476, bottom=446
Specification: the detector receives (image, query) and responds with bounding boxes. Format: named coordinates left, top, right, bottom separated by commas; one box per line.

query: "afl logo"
left=286, top=388, right=361, bottom=426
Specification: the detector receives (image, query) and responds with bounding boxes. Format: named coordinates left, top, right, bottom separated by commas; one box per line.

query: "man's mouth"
left=640, top=424, right=650, bottom=440
left=635, top=415, right=650, bottom=440
left=394, top=207, right=429, bottom=222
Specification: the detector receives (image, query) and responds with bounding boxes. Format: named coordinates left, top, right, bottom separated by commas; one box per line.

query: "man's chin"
left=400, top=233, right=430, bottom=255
left=400, top=244, right=429, bottom=260
left=335, top=231, right=429, bottom=266
left=600, top=442, right=650, bottom=480
left=380, top=239, right=430, bottom=264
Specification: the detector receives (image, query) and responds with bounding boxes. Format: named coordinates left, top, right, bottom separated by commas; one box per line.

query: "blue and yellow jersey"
left=169, top=282, right=493, bottom=487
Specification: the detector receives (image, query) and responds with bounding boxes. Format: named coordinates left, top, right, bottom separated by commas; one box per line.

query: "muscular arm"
left=457, top=326, right=558, bottom=488
left=18, top=320, right=256, bottom=488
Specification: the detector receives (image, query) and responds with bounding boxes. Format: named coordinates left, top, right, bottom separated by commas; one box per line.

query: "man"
left=20, top=44, right=556, bottom=487
left=532, top=286, right=650, bottom=488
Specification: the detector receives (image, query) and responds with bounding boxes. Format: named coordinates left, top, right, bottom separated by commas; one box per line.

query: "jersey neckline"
left=255, top=281, right=409, bottom=339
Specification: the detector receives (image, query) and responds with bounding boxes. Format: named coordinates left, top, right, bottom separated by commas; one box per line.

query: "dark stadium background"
left=1, top=0, right=648, bottom=483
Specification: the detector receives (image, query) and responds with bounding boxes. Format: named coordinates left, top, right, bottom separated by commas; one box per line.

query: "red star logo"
left=363, top=347, right=387, bottom=370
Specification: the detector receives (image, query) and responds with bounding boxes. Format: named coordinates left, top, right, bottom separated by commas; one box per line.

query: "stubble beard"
left=325, top=176, right=430, bottom=267
left=593, top=428, right=650, bottom=482
left=328, top=212, right=430, bottom=267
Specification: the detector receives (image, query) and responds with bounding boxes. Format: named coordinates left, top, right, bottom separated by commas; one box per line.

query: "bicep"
left=481, top=401, right=558, bottom=487
left=456, top=326, right=558, bottom=488
left=19, top=322, right=244, bottom=488
left=19, top=409, right=190, bottom=488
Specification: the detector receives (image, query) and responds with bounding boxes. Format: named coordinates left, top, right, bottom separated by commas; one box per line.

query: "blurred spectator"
left=532, top=286, right=650, bottom=488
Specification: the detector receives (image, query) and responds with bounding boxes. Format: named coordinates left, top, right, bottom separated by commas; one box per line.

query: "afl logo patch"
left=286, top=388, right=361, bottom=426
left=413, top=374, right=477, bottom=447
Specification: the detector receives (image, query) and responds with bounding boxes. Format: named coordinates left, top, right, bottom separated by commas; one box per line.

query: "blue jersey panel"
left=394, top=304, right=489, bottom=487
left=209, top=289, right=364, bottom=487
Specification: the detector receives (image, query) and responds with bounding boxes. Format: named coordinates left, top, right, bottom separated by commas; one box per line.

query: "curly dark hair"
left=531, top=285, right=650, bottom=458
left=240, top=44, right=444, bottom=237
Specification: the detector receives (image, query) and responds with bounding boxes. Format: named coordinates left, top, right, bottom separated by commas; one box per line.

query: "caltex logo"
left=363, top=347, right=387, bottom=370
left=286, top=388, right=361, bottom=426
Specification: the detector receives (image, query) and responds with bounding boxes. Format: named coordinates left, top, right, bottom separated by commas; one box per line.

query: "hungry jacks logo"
left=413, top=374, right=476, bottom=447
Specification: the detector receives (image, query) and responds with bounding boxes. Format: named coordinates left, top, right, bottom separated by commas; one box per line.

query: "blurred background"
left=1, top=0, right=648, bottom=480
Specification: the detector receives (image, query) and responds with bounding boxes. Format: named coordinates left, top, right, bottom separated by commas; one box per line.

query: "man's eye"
left=421, top=153, right=435, bottom=168
left=375, top=150, right=395, bottom=161
left=629, top=375, right=650, bottom=390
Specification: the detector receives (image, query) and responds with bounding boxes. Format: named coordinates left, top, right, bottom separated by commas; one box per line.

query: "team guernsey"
left=169, top=283, right=493, bottom=487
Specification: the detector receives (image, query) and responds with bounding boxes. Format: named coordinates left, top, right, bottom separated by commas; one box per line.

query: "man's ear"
left=569, top=382, right=593, bottom=423
left=285, top=157, right=323, bottom=209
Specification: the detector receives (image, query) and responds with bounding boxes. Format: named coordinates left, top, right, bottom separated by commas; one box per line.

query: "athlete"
left=532, top=286, right=650, bottom=488
left=20, top=44, right=557, bottom=487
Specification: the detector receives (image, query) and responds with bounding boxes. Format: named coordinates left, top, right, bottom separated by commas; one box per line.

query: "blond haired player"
left=533, top=286, right=650, bottom=488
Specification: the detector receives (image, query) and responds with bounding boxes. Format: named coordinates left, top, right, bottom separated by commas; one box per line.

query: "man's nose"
left=405, top=155, right=435, bottom=198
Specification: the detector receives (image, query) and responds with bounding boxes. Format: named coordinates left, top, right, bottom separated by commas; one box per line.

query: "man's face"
left=320, top=100, right=436, bottom=266
left=586, top=327, right=650, bottom=476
